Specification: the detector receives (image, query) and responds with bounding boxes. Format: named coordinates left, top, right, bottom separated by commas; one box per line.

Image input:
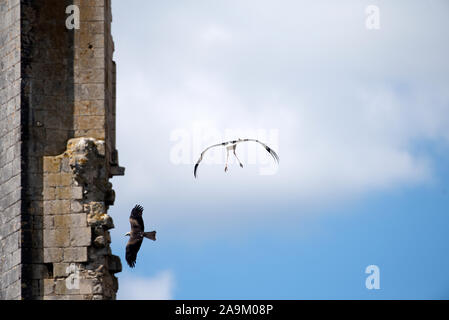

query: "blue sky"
left=108, top=0, right=449, bottom=299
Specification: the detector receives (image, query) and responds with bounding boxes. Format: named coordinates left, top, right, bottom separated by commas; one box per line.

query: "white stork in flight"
left=194, top=138, right=279, bottom=178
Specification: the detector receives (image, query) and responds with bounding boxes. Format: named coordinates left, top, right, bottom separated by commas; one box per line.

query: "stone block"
left=70, top=227, right=92, bottom=247
left=43, top=187, right=56, bottom=200
left=53, top=215, right=70, bottom=229
left=71, top=200, right=83, bottom=213
left=53, top=263, right=69, bottom=278
left=4, top=231, right=19, bottom=254
left=44, top=173, right=61, bottom=187
left=75, top=82, right=105, bottom=99
left=79, top=279, right=95, bottom=295
left=44, top=228, right=70, bottom=247
left=43, top=215, right=54, bottom=229
left=80, top=6, right=105, bottom=22
left=63, top=247, right=88, bottom=262
left=55, top=279, right=80, bottom=295
left=61, top=157, right=71, bottom=173
left=74, top=68, right=104, bottom=84
left=55, top=187, right=71, bottom=199
left=60, top=173, right=72, bottom=186
left=74, top=115, right=105, bottom=130
left=43, top=279, right=55, bottom=295
left=71, top=186, right=83, bottom=199
left=54, top=213, right=87, bottom=228
left=44, top=200, right=71, bottom=215
left=1, top=265, right=20, bottom=288
left=5, top=280, right=20, bottom=300
left=10, top=249, right=20, bottom=268
left=43, top=157, right=61, bottom=173
left=43, top=248, right=63, bottom=263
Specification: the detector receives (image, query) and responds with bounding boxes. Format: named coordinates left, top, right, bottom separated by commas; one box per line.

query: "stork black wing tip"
left=266, top=146, right=280, bottom=163
left=194, top=163, right=199, bottom=178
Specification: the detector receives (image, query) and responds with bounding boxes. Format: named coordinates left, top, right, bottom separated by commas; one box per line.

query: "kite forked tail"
left=143, top=231, right=157, bottom=241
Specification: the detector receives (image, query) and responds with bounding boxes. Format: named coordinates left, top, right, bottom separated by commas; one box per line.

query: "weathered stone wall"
left=42, top=138, right=120, bottom=299
left=0, top=0, right=22, bottom=300
left=73, top=0, right=120, bottom=171
left=20, top=0, right=76, bottom=299
left=0, top=0, right=123, bottom=300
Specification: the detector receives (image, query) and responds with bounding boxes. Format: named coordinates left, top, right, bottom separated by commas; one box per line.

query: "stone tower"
left=0, top=0, right=124, bottom=299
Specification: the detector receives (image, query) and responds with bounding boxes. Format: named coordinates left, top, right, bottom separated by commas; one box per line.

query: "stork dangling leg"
left=233, top=145, right=244, bottom=168
left=224, top=148, right=230, bottom=172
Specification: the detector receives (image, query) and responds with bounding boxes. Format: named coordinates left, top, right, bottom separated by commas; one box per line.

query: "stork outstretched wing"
left=240, top=139, right=280, bottom=164
left=194, top=142, right=225, bottom=178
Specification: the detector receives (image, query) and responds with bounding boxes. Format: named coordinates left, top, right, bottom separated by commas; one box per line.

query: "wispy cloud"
left=117, top=270, right=175, bottom=300
left=110, top=0, right=449, bottom=229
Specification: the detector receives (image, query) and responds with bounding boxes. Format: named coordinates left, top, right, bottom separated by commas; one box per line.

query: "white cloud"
left=117, top=270, right=175, bottom=300
left=200, top=25, right=232, bottom=45
left=110, top=0, right=449, bottom=226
